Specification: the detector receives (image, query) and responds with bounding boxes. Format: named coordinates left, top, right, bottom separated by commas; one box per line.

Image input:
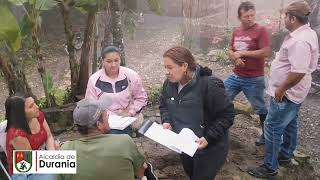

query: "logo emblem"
left=14, top=151, right=32, bottom=173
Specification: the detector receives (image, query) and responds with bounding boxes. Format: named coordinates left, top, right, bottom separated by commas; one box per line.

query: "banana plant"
left=0, top=3, right=34, bottom=97
left=73, top=0, right=109, bottom=96
left=8, top=0, right=58, bottom=107
left=54, top=0, right=79, bottom=99
left=0, top=4, right=21, bottom=51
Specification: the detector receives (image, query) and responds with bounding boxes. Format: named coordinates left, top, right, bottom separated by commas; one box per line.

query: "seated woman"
left=85, top=46, right=148, bottom=135
left=5, top=95, right=56, bottom=180
left=160, top=46, right=235, bottom=180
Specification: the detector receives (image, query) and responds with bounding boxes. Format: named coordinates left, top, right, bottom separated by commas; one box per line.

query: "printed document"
left=140, top=121, right=199, bottom=157
left=108, top=115, right=137, bottom=130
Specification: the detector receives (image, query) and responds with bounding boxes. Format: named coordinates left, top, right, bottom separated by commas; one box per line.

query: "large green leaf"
left=8, top=0, right=28, bottom=6
left=147, top=0, right=162, bottom=15
left=34, top=0, right=57, bottom=11
left=20, top=14, right=33, bottom=37
left=0, top=5, right=21, bottom=52
left=9, top=0, right=57, bottom=11
left=75, top=0, right=108, bottom=12
left=43, top=72, right=54, bottom=94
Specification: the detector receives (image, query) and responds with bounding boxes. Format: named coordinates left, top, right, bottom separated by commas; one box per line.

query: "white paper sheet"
left=175, top=128, right=200, bottom=157
left=143, top=123, right=199, bottom=157
left=144, top=123, right=181, bottom=153
left=108, top=115, right=137, bottom=130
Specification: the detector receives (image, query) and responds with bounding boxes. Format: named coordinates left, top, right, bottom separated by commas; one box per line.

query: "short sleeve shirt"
left=230, top=23, right=270, bottom=77
left=267, top=24, right=319, bottom=104
left=57, top=134, right=145, bottom=180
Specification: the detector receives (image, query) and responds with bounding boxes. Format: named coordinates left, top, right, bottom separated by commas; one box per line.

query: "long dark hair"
left=5, top=96, right=31, bottom=134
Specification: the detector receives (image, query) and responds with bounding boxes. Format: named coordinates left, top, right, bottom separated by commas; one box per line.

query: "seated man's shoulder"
left=106, top=134, right=133, bottom=143
left=102, top=134, right=137, bottom=151
left=60, top=134, right=133, bottom=147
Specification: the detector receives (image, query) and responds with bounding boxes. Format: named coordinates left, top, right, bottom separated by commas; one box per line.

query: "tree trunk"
left=59, top=2, right=79, bottom=98
left=31, top=22, right=56, bottom=107
left=110, top=0, right=126, bottom=66
left=0, top=41, right=35, bottom=97
left=77, top=11, right=96, bottom=96
left=102, top=8, right=113, bottom=48
left=92, top=14, right=99, bottom=73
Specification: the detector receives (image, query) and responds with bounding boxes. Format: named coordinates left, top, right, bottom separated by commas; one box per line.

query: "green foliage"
left=20, top=14, right=33, bottom=37
left=0, top=113, right=5, bottom=122
left=147, top=0, right=162, bottom=15
left=37, top=88, right=72, bottom=109
left=215, top=48, right=230, bottom=64
left=42, top=72, right=54, bottom=96
left=0, top=5, right=21, bottom=52
left=148, top=85, right=162, bottom=105
left=8, top=0, right=57, bottom=10
left=75, top=0, right=108, bottom=13
left=34, top=0, right=57, bottom=10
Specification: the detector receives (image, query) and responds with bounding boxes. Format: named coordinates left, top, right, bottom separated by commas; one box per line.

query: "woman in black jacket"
left=160, top=46, right=235, bottom=180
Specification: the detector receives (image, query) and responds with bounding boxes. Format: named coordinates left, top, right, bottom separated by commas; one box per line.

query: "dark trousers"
left=180, top=134, right=229, bottom=180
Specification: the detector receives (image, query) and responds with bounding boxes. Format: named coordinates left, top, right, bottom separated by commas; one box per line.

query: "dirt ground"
left=1, top=11, right=320, bottom=179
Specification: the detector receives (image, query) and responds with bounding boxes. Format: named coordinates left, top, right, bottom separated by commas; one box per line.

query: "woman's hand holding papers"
left=162, top=123, right=172, bottom=130
left=196, top=137, right=208, bottom=150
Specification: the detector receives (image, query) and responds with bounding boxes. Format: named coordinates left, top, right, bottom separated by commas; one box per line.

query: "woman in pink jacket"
left=85, top=46, right=148, bottom=135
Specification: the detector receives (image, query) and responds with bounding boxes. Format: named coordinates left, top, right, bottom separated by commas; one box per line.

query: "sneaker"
left=144, top=162, right=158, bottom=180
left=255, top=134, right=265, bottom=146
left=247, top=164, right=277, bottom=178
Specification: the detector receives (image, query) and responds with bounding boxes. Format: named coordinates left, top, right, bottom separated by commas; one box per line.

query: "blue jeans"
left=11, top=174, right=55, bottom=180
left=264, top=97, right=302, bottom=171
left=224, top=74, right=267, bottom=115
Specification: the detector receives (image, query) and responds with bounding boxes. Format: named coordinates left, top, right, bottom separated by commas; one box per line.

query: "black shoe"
left=247, top=164, right=277, bottom=178
left=144, top=162, right=158, bottom=180
left=255, top=134, right=265, bottom=146
left=278, top=155, right=293, bottom=167
left=278, top=158, right=292, bottom=167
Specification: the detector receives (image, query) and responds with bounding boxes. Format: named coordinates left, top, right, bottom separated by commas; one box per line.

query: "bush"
left=148, top=85, right=163, bottom=105
left=0, top=113, right=5, bottom=122
left=215, top=48, right=230, bottom=64
left=37, top=88, right=72, bottom=109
